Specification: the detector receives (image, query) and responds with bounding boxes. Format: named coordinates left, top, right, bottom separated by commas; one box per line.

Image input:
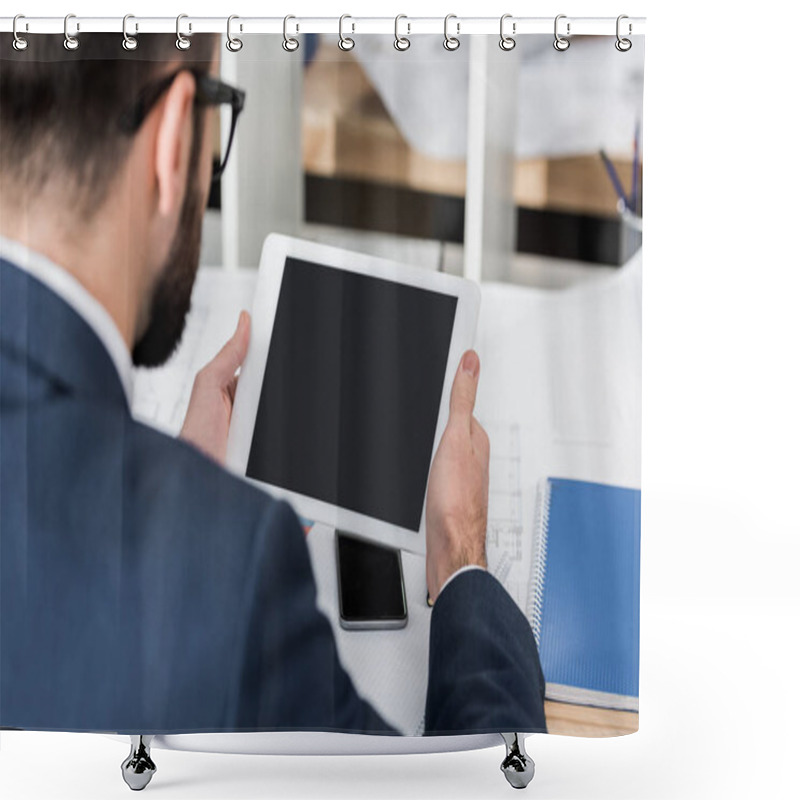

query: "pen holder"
left=618, top=202, right=643, bottom=263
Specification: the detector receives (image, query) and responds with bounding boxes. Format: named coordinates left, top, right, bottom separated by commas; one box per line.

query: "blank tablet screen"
left=245, top=256, right=458, bottom=532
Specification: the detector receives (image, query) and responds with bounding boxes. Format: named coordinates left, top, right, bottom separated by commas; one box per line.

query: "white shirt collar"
left=0, top=235, right=133, bottom=408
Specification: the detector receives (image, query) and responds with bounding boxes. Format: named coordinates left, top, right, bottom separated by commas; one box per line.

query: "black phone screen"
left=336, top=532, right=407, bottom=624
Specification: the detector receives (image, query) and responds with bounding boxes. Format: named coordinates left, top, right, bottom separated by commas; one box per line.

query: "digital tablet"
left=226, top=234, right=480, bottom=555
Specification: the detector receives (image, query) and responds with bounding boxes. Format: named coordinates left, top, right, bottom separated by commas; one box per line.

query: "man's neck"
left=0, top=197, right=145, bottom=353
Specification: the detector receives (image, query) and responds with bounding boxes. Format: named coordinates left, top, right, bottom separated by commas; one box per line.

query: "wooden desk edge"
left=544, top=699, right=638, bottom=738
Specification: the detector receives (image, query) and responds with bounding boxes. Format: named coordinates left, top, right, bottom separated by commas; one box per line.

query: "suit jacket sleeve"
left=424, top=569, right=547, bottom=735
left=227, top=499, right=397, bottom=734
left=228, top=499, right=545, bottom=736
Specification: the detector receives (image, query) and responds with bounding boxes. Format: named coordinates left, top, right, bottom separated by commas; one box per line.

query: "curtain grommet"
left=122, top=14, right=138, bottom=51
left=63, top=13, right=80, bottom=51
left=176, top=14, right=191, bottom=51
left=443, top=14, right=460, bottom=51
left=282, top=15, right=300, bottom=52
left=12, top=15, right=28, bottom=51
left=226, top=15, right=243, bottom=52
left=394, top=14, right=410, bottom=51
left=338, top=14, right=355, bottom=51
left=499, top=14, right=516, bottom=51
left=553, top=14, right=570, bottom=52
left=615, top=15, right=632, bottom=51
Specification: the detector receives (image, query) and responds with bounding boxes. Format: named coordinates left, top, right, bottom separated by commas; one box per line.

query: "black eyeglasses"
left=119, top=69, right=246, bottom=180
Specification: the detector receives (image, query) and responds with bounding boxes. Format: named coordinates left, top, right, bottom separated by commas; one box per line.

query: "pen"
left=600, top=149, right=629, bottom=212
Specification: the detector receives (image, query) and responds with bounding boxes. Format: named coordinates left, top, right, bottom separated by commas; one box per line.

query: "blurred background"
left=200, top=33, right=644, bottom=287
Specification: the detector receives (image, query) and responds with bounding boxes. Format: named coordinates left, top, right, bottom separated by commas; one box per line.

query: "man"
left=0, top=34, right=546, bottom=735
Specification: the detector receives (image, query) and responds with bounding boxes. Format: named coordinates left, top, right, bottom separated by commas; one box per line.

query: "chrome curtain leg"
left=121, top=735, right=157, bottom=791
left=500, top=732, right=535, bottom=789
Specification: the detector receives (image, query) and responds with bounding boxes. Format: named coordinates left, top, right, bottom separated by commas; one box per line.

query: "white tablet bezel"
left=226, top=234, right=480, bottom=556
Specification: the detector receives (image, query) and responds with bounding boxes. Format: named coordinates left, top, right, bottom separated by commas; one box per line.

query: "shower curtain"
left=0, top=15, right=644, bottom=786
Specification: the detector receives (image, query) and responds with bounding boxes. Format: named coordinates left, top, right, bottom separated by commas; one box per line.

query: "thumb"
left=448, top=350, right=480, bottom=426
left=205, top=310, right=250, bottom=385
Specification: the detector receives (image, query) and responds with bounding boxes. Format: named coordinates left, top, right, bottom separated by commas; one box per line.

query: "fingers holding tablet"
left=448, top=350, right=480, bottom=427
left=425, top=349, right=490, bottom=604
left=227, top=234, right=481, bottom=558
left=181, top=311, right=251, bottom=464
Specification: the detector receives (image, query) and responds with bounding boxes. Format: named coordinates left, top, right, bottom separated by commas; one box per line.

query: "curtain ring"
left=615, top=14, right=632, bottom=51
left=394, top=14, right=410, bottom=51
left=63, top=13, right=79, bottom=51
left=176, top=14, right=191, bottom=50
left=499, top=14, right=516, bottom=51
left=12, top=15, right=28, bottom=51
left=282, top=15, right=299, bottom=51
left=443, top=14, right=460, bottom=51
left=226, top=15, right=243, bottom=52
left=122, top=14, right=138, bottom=51
left=553, top=14, right=570, bottom=52
left=338, top=14, right=355, bottom=51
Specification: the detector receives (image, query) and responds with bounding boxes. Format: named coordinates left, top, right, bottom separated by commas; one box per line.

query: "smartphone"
left=336, top=531, right=408, bottom=630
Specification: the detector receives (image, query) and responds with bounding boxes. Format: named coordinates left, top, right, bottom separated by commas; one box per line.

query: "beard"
left=132, top=125, right=206, bottom=368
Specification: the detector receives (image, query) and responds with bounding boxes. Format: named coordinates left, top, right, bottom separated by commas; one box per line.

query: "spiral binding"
left=2, top=15, right=639, bottom=53
left=526, top=478, right=551, bottom=647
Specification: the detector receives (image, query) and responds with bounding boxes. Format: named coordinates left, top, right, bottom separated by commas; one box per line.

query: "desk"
left=133, top=244, right=642, bottom=738
left=545, top=701, right=638, bottom=738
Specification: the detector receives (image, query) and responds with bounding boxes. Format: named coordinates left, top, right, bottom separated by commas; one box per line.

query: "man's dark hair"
left=0, top=33, right=216, bottom=217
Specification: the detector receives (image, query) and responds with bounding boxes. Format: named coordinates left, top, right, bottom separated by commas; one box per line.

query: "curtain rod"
left=0, top=16, right=646, bottom=37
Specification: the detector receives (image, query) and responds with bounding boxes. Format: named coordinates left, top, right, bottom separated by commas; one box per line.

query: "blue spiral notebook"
left=527, top=478, right=640, bottom=712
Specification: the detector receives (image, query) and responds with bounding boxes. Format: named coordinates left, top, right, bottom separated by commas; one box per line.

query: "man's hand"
left=425, top=350, right=490, bottom=604
left=180, top=311, right=250, bottom=465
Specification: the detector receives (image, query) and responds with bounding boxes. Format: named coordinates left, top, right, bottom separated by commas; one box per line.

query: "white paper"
left=132, top=267, right=258, bottom=435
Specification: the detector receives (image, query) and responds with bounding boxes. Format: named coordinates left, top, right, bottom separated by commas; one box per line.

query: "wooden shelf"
left=302, top=43, right=640, bottom=219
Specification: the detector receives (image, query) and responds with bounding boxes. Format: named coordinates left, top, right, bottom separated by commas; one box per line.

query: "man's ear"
left=153, top=70, right=196, bottom=218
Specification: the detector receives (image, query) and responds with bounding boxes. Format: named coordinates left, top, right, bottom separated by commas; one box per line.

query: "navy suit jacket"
left=0, top=258, right=546, bottom=735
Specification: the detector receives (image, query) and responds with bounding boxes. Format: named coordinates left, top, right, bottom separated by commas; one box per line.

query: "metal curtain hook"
left=615, top=14, right=632, bottom=51
left=394, top=14, right=410, bottom=51
left=338, top=14, right=355, bottom=51
left=63, top=13, right=79, bottom=51
left=226, top=15, right=243, bottom=52
left=283, top=15, right=299, bottom=51
left=499, top=14, right=516, bottom=51
left=122, top=14, right=138, bottom=51
left=553, top=14, right=570, bottom=52
left=12, top=14, right=28, bottom=51
left=443, top=14, right=460, bottom=51
left=176, top=14, right=191, bottom=50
